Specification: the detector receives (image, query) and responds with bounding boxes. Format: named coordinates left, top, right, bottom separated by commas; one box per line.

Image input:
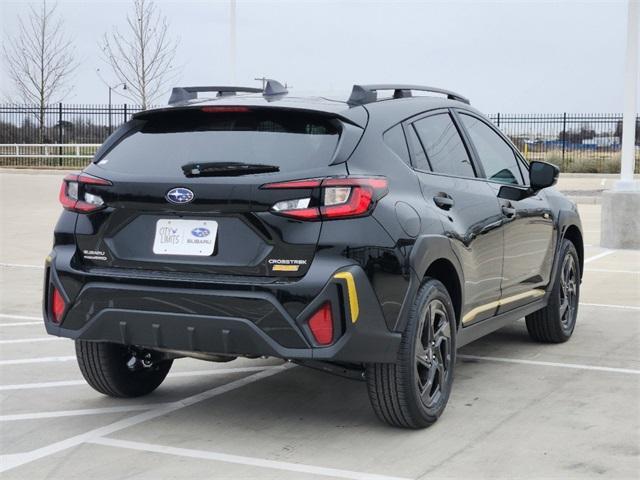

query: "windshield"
left=94, top=109, right=341, bottom=177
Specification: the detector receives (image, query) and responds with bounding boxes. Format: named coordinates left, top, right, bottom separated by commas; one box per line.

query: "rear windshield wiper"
left=182, top=162, right=280, bottom=177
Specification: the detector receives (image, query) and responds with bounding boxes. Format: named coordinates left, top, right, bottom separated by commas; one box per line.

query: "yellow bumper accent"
left=333, top=271, right=360, bottom=323
left=462, top=289, right=545, bottom=325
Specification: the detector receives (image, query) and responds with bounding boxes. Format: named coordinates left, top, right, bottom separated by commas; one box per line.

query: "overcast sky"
left=0, top=0, right=636, bottom=112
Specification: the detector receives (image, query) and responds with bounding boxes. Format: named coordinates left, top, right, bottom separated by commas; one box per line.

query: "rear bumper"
left=44, top=247, right=401, bottom=364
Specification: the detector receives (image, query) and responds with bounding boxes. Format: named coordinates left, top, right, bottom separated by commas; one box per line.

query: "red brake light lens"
left=201, top=106, right=251, bottom=113
left=261, top=177, right=388, bottom=221
left=59, top=173, right=111, bottom=213
left=51, top=287, right=65, bottom=324
left=307, top=302, right=333, bottom=346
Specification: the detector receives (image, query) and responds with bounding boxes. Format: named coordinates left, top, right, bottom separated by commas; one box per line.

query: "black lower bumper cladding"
left=44, top=257, right=401, bottom=364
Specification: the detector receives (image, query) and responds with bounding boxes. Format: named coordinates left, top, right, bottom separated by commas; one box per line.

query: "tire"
left=366, top=278, right=456, bottom=428
left=75, top=340, right=173, bottom=397
left=526, top=238, right=580, bottom=343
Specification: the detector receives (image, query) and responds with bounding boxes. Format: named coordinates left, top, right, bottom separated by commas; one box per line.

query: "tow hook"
left=126, top=351, right=155, bottom=371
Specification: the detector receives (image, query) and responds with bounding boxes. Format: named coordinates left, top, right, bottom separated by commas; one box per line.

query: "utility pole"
left=617, top=0, right=639, bottom=190
left=230, top=0, right=237, bottom=84
left=601, top=0, right=640, bottom=249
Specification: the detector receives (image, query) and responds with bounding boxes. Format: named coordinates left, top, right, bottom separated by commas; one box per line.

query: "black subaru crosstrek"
left=44, top=82, right=583, bottom=428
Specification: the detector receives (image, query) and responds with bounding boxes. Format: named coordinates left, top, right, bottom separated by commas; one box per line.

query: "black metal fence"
left=0, top=104, right=638, bottom=172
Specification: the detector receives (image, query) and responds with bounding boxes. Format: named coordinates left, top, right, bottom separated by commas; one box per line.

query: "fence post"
left=58, top=103, right=63, bottom=166
left=497, top=113, right=501, bottom=127
left=124, top=104, right=127, bottom=122
left=561, top=112, right=567, bottom=166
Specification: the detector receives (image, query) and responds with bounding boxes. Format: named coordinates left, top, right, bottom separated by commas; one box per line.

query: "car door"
left=455, top=111, right=555, bottom=313
left=404, top=110, right=505, bottom=325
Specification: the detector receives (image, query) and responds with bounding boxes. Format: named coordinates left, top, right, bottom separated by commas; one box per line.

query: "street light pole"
left=601, top=0, right=640, bottom=249
left=616, top=0, right=639, bottom=190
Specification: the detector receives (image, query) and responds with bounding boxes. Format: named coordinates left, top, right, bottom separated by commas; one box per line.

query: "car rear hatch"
left=71, top=106, right=362, bottom=279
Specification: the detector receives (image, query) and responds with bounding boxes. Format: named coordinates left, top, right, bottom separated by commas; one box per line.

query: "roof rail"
left=168, top=79, right=289, bottom=105
left=347, top=84, right=470, bottom=106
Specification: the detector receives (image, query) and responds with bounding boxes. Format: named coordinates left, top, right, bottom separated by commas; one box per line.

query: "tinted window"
left=459, top=114, right=523, bottom=185
left=383, top=125, right=410, bottom=165
left=95, top=109, right=340, bottom=177
left=412, top=113, right=475, bottom=177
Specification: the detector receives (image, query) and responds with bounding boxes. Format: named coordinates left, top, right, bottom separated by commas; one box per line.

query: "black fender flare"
left=547, top=209, right=584, bottom=299
left=392, top=234, right=464, bottom=332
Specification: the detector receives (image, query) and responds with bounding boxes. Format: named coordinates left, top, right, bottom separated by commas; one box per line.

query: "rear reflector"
left=51, top=287, right=65, bottom=324
left=307, top=302, right=333, bottom=346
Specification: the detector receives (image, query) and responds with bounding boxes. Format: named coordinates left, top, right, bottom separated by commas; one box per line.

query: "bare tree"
left=2, top=0, right=77, bottom=142
left=101, top=0, right=179, bottom=109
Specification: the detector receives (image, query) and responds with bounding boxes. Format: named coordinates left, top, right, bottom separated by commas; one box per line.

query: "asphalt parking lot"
left=0, top=170, right=638, bottom=479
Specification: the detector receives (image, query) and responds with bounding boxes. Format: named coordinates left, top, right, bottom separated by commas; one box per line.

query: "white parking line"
left=458, top=354, right=640, bottom=375
left=1, top=404, right=170, bottom=422
left=0, top=337, right=63, bottom=345
left=0, top=263, right=43, bottom=269
left=0, top=365, right=292, bottom=473
left=585, top=268, right=640, bottom=274
left=0, top=321, right=42, bottom=327
left=0, top=356, right=75, bottom=366
left=90, top=437, right=410, bottom=480
left=0, top=366, right=276, bottom=391
left=584, top=249, right=615, bottom=264
left=0, top=314, right=41, bottom=320
left=580, top=302, right=640, bottom=311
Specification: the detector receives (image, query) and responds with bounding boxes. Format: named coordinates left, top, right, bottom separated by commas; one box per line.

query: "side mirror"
left=497, top=161, right=559, bottom=201
left=530, top=161, right=559, bottom=191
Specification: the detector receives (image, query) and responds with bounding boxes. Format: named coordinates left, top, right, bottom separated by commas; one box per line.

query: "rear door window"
left=95, top=109, right=340, bottom=177
left=412, top=113, right=475, bottom=177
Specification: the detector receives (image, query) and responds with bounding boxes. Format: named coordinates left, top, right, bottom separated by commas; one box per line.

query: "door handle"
left=433, top=194, right=454, bottom=210
left=501, top=204, right=516, bottom=218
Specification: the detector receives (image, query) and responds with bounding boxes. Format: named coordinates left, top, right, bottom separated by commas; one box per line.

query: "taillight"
left=59, top=173, right=111, bottom=213
left=51, top=287, right=65, bottom=324
left=307, top=302, right=333, bottom=345
left=262, top=176, right=388, bottom=221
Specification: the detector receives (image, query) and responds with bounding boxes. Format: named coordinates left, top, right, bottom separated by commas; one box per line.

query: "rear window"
left=95, top=109, right=341, bottom=176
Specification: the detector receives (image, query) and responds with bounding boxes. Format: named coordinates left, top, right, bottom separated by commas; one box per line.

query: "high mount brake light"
left=59, top=173, right=112, bottom=213
left=261, top=177, right=388, bottom=221
left=201, top=106, right=251, bottom=113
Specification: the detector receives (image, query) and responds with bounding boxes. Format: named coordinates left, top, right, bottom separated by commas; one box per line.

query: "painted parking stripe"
left=0, top=314, right=41, bottom=320
left=90, top=437, right=410, bottom=480
left=0, top=366, right=276, bottom=391
left=584, top=249, right=615, bottom=263
left=1, top=404, right=170, bottom=422
left=0, top=356, right=75, bottom=366
left=0, top=263, right=43, bottom=269
left=0, top=337, right=63, bottom=345
left=458, top=354, right=640, bottom=375
left=585, top=268, right=640, bottom=274
left=579, top=302, right=640, bottom=311
left=0, top=365, right=292, bottom=473
left=0, top=321, right=42, bottom=327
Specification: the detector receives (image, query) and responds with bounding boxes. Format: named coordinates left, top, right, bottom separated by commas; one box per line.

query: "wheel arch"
left=406, top=235, right=464, bottom=331
left=562, top=224, right=584, bottom=279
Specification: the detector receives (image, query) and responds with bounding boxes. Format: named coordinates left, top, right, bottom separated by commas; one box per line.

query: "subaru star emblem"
left=166, top=187, right=194, bottom=204
left=191, top=227, right=210, bottom=238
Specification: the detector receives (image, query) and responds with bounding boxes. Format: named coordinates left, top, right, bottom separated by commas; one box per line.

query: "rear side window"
left=383, top=124, right=410, bottom=165
left=459, top=114, right=524, bottom=185
left=412, top=113, right=475, bottom=177
left=95, top=109, right=340, bottom=177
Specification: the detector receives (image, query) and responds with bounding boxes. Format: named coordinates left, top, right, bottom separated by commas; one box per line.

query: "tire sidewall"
left=402, top=279, right=457, bottom=423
